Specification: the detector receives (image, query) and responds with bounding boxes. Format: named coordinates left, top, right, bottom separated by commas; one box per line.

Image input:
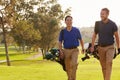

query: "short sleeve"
left=77, top=29, right=82, bottom=40
left=94, top=21, right=99, bottom=34
left=113, top=23, right=118, bottom=33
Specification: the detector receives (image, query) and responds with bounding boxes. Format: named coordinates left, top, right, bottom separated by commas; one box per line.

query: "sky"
left=58, top=0, right=120, bottom=28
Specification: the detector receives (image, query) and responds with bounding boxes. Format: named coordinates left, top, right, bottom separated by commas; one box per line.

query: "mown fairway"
left=0, top=46, right=120, bottom=80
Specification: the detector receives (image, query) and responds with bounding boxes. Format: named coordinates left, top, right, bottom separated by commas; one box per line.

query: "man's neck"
left=66, top=26, right=72, bottom=31
left=102, top=18, right=109, bottom=24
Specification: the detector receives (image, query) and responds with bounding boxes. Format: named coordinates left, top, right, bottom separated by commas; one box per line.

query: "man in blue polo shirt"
left=58, top=16, right=84, bottom=80
left=91, top=8, right=120, bottom=80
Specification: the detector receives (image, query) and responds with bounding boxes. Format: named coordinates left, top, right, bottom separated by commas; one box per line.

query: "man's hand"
left=59, top=50, right=64, bottom=59
left=81, top=49, right=85, bottom=54
left=90, top=47, right=94, bottom=53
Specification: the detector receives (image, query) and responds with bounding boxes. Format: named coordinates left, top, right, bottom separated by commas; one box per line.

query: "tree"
left=13, top=0, right=37, bottom=21
left=0, top=0, right=71, bottom=59
left=9, top=0, right=41, bottom=53
left=0, top=0, right=16, bottom=66
left=11, top=20, right=41, bottom=53
left=30, top=0, right=71, bottom=58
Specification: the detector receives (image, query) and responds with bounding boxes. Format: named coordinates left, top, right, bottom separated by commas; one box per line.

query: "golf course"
left=0, top=45, right=120, bottom=80
left=0, top=0, right=120, bottom=80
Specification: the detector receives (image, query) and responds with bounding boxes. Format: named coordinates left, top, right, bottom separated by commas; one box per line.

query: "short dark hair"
left=101, top=8, right=109, bottom=14
left=65, top=15, right=73, bottom=21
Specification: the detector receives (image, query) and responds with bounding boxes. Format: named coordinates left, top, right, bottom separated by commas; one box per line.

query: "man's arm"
left=58, top=41, right=63, bottom=51
left=80, top=39, right=84, bottom=50
left=114, top=31, right=120, bottom=49
left=91, top=32, right=97, bottom=52
left=79, top=39, right=84, bottom=53
left=58, top=41, right=64, bottom=58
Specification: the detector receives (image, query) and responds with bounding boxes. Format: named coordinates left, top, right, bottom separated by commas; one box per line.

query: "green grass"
left=0, top=46, right=120, bottom=80
left=0, top=45, right=40, bottom=60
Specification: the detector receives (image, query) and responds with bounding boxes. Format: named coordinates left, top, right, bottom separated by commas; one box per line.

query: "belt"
left=98, top=44, right=113, bottom=47
left=65, top=46, right=77, bottom=49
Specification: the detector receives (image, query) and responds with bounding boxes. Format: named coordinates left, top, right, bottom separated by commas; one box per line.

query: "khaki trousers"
left=64, top=48, right=79, bottom=80
left=98, top=45, right=115, bottom=80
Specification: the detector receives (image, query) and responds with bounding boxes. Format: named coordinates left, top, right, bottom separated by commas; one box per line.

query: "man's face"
left=65, top=17, right=72, bottom=27
left=100, top=10, right=109, bottom=21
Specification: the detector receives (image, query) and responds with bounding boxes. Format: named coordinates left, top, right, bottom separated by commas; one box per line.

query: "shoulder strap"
left=61, top=29, right=64, bottom=40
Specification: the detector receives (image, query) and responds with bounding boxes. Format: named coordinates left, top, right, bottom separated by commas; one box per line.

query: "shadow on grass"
left=0, top=59, right=48, bottom=66
left=0, top=53, right=21, bottom=57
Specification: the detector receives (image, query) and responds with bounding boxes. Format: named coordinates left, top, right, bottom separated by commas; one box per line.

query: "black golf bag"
left=45, top=48, right=66, bottom=71
left=81, top=43, right=119, bottom=61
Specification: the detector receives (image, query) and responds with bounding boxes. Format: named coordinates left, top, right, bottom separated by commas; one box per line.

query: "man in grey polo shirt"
left=91, top=8, right=120, bottom=80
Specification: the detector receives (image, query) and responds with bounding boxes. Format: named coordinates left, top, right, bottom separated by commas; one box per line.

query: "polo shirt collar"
left=101, top=19, right=110, bottom=24
left=65, top=26, right=73, bottom=32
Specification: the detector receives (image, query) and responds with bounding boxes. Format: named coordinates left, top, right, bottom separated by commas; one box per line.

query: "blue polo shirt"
left=59, top=27, right=82, bottom=48
left=94, top=19, right=118, bottom=45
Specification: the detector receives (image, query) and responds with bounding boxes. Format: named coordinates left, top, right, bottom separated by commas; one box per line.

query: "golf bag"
left=45, top=48, right=66, bottom=71
left=81, top=43, right=120, bottom=61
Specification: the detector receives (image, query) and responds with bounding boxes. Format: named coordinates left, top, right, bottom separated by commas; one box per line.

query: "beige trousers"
left=64, top=48, right=79, bottom=80
left=98, top=45, right=115, bottom=80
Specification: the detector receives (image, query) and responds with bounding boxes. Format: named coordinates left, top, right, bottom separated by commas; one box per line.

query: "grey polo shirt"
left=94, top=19, right=118, bottom=45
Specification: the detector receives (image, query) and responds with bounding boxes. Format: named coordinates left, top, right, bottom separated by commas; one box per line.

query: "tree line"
left=0, top=0, right=71, bottom=62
